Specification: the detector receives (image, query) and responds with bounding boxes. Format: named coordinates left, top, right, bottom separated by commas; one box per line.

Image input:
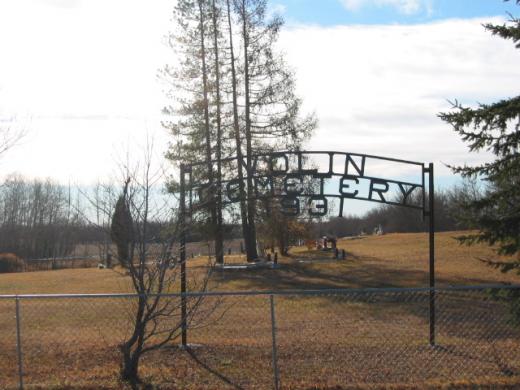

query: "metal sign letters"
left=187, top=151, right=427, bottom=217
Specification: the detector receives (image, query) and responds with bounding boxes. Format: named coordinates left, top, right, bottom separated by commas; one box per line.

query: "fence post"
left=428, top=162, right=435, bottom=346
left=269, top=295, right=280, bottom=390
left=180, top=163, right=188, bottom=347
left=15, top=297, right=24, bottom=390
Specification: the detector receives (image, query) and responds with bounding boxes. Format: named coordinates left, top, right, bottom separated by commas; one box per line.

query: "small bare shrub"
left=0, top=253, right=24, bottom=273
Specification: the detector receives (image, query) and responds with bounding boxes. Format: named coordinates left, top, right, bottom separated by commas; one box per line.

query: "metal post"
left=269, top=295, right=280, bottom=390
left=180, top=164, right=187, bottom=347
left=15, top=297, right=24, bottom=389
left=428, top=163, right=435, bottom=346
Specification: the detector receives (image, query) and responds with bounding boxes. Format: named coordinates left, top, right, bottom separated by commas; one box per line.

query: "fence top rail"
left=184, top=150, right=427, bottom=168
left=1, top=284, right=519, bottom=300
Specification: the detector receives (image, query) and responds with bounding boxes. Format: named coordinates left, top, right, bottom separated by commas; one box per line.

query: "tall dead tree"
left=163, top=0, right=223, bottom=262
left=232, top=0, right=316, bottom=259
left=197, top=0, right=220, bottom=264
left=211, top=0, right=225, bottom=264
left=225, top=0, right=252, bottom=259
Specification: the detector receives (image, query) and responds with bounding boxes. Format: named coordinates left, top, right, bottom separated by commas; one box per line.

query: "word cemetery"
left=188, top=151, right=428, bottom=217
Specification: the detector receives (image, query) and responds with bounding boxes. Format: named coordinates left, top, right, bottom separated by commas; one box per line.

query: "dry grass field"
left=1, top=231, right=519, bottom=295
left=0, top=231, right=519, bottom=389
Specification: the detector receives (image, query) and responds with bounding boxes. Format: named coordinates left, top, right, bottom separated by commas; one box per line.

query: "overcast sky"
left=0, top=0, right=519, bottom=192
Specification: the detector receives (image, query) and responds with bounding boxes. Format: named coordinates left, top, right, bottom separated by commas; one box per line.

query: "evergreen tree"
left=439, top=0, right=520, bottom=273
left=110, top=178, right=134, bottom=268
left=164, top=0, right=315, bottom=261
left=163, top=0, right=223, bottom=262
left=232, top=0, right=316, bottom=260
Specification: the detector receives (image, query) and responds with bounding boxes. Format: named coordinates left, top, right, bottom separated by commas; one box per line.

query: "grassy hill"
left=1, top=231, right=517, bottom=295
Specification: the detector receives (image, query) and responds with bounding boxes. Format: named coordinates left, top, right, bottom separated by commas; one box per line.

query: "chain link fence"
left=1, top=286, right=520, bottom=389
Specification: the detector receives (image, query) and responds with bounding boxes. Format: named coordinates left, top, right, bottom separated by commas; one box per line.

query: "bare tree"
left=211, top=0, right=225, bottom=264
left=0, top=119, right=25, bottom=158
left=83, top=140, right=216, bottom=387
left=225, top=0, right=251, bottom=260
left=0, top=175, right=84, bottom=260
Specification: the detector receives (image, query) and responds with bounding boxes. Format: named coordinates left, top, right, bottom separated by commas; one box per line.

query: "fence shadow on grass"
left=213, top=252, right=497, bottom=291
left=433, top=344, right=518, bottom=377
left=186, top=347, right=244, bottom=390
left=212, top=255, right=520, bottom=346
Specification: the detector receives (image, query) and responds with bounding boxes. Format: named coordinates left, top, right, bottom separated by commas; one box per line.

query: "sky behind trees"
left=0, top=0, right=518, bottom=198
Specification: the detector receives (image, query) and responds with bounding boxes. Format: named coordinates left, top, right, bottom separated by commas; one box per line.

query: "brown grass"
left=2, top=231, right=517, bottom=295
left=0, top=231, right=519, bottom=389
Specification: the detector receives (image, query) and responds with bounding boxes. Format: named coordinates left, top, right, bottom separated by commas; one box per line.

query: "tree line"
left=0, top=174, right=85, bottom=259
left=0, top=175, right=171, bottom=261
left=0, top=172, right=484, bottom=261
left=316, top=180, right=481, bottom=238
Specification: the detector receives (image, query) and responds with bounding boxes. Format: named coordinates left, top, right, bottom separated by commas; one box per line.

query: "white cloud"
left=32, top=0, right=83, bottom=9
left=279, top=17, right=520, bottom=177
left=0, top=0, right=174, bottom=183
left=0, top=0, right=518, bottom=189
left=340, top=0, right=423, bottom=15
left=0, top=0, right=173, bottom=120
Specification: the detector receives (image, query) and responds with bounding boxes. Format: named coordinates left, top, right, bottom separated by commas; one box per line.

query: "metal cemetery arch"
left=178, top=151, right=435, bottom=347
